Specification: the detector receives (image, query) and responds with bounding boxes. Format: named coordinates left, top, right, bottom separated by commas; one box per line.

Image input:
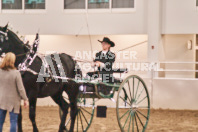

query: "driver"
left=80, top=37, right=116, bottom=95
left=87, top=37, right=116, bottom=83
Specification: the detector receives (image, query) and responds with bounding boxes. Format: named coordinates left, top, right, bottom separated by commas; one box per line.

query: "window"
left=64, top=0, right=85, bottom=9
left=1, top=0, right=22, bottom=9
left=25, top=0, right=45, bottom=9
left=112, top=0, right=134, bottom=8
left=88, top=0, right=109, bottom=9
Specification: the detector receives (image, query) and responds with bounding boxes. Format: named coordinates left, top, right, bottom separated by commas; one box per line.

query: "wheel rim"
left=116, top=75, right=150, bottom=132
left=60, top=93, right=95, bottom=132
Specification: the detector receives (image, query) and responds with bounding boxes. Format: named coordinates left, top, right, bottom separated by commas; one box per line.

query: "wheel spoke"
left=134, top=80, right=140, bottom=100
left=119, top=109, right=130, bottom=120
left=132, top=113, right=134, bottom=132
left=135, top=86, right=145, bottom=101
left=128, top=112, right=132, bottom=132
left=80, top=109, right=89, bottom=125
left=137, top=96, right=147, bottom=105
left=127, top=80, right=133, bottom=102
left=136, top=110, right=147, bottom=119
left=135, top=112, right=144, bottom=128
left=122, top=111, right=131, bottom=129
left=81, top=107, right=92, bottom=115
left=134, top=113, right=139, bottom=132
left=120, top=96, right=131, bottom=106
left=79, top=111, right=84, bottom=131
left=122, top=87, right=132, bottom=104
left=132, top=77, right=135, bottom=99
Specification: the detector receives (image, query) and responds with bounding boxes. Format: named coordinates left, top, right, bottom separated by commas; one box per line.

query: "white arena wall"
left=0, top=0, right=147, bottom=35
left=1, top=0, right=198, bottom=35
left=161, top=34, right=196, bottom=78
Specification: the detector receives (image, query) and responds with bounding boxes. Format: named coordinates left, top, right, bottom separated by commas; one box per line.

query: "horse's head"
left=0, top=23, right=31, bottom=56
left=0, top=23, right=40, bottom=66
left=0, top=24, right=10, bottom=56
left=0, top=23, right=32, bottom=66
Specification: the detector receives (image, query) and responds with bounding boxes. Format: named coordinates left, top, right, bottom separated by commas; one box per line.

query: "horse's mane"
left=7, top=29, right=24, bottom=46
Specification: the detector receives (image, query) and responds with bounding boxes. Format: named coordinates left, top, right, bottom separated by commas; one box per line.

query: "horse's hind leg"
left=18, top=106, right=23, bottom=132
left=29, top=97, right=39, bottom=132
left=69, top=98, right=78, bottom=132
left=51, top=92, right=69, bottom=132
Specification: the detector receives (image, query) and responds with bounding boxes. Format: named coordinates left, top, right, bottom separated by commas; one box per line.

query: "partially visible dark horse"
left=0, top=24, right=80, bottom=132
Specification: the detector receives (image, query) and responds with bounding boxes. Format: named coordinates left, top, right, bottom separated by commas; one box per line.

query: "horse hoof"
left=58, top=130, right=65, bottom=132
left=18, top=130, right=23, bottom=132
left=33, top=129, right=39, bottom=132
left=58, top=127, right=66, bottom=132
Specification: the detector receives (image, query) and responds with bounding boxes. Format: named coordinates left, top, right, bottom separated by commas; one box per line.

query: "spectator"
left=0, top=52, right=28, bottom=132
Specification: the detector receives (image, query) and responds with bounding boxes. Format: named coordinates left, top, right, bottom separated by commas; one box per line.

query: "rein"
left=16, top=52, right=28, bottom=57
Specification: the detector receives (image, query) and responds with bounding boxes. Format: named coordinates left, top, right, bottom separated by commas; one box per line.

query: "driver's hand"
left=94, top=61, right=100, bottom=67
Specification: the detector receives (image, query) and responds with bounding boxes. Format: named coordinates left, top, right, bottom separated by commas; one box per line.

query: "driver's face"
left=102, top=42, right=111, bottom=50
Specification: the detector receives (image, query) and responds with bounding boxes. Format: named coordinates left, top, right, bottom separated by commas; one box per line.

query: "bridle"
left=0, top=28, right=31, bottom=58
left=0, top=30, right=8, bottom=43
left=0, top=32, right=43, bottom=76
left=0, top=29, right=9, bottom=58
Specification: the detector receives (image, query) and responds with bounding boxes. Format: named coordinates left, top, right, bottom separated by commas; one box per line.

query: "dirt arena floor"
left=2, top=106, right=198, bottom=132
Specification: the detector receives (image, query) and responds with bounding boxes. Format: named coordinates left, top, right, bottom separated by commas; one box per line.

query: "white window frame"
left=111, top=0, right=136, bottom=13
left=87, top=0, right=111, bottom=13
left=63, top=0, right=87, bottom=14
left=0, top=0, right=24, bottom=13
left=0, top=0, right=47, bottom=14
left=24, top=0, right=47, bottom=14
left=63, top=0, right=136, bottom=14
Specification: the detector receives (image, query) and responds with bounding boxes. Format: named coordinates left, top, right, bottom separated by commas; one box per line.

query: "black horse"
left=0, top=24, right=81, bottom=132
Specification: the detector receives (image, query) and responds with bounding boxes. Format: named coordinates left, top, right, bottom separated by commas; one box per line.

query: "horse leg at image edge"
left=69, top=99, right=78, bottom=132
left=29, top=98, right=39, bottom=132
left=17, top=106, right=23, bottom=132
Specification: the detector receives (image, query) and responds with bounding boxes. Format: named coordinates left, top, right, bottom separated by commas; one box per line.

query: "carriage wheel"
left=116, top=75, right=150, bottom=132
left=59, top=93, right=95, bottom=132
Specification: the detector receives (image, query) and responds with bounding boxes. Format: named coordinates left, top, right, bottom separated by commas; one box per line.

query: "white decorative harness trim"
left=0, top=31, right=8, bottom=36
left=18, top=34, right=41, bottom=75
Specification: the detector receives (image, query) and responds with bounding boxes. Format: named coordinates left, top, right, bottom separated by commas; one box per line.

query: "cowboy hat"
left=98, top=37, right=115, bottom=47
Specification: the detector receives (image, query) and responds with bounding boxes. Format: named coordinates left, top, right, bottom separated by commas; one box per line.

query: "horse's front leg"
left=18, top=106, right=23, bottom=132
left=29, top=97, right=39, bottom=132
